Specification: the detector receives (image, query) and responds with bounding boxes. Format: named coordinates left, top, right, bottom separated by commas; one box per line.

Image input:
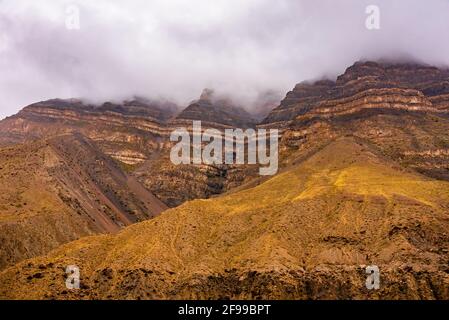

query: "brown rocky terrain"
left=0, top=97, right=176, bottom=159
left=0, top=91, right=259, bottom=207
left=171, top=88, right=257, bottom=129
left=1, top=138, right=448, bottom=299
left=137, top=88, right=259, bottom=207
left=262, top=61, right=449, bottom=125
left=0, top=133, right=166, bottom=270
left=1, top=61, right=449, bottom=299
left=263, top=62, right=449, bottom=184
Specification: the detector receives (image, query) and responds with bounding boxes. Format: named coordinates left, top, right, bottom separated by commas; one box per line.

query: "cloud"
left=1, top=0, right=449, bottom=118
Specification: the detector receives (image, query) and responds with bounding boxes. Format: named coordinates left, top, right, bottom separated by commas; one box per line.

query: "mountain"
left=261, top=79, right=335, bottom=126
left=139, top=89, right=259, bottom=207
left=0, top=89, right=261, bottom=269
left=0, top=97, right=176, bottom=162
left=0, top=91, right=260, bottom=207
left=261, top=61, right=449, bottom=184
left=0, top=133, right=166, bottom=270
left=1, top=137, right=448, bottom=299
left=262, top=61, right=449, bottom=126
left=1, top=61, right=449, bottom=299
left=171, top=88, right=256, bottom=129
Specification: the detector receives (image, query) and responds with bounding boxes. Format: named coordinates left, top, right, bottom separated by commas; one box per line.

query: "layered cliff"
left=172, top=88, right=256, bottom=129
left=0, top=91, right=261, bottom=208
left=262, top=62, right=449, bottom=183
left=262, top=61, right=449, bottom=125
left=0, top=98, right=177, bottom=163
left=135, top=89, right=259, bottom=206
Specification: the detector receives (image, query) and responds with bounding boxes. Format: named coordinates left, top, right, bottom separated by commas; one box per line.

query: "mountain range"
left=0, top=61, right=448, bottom=299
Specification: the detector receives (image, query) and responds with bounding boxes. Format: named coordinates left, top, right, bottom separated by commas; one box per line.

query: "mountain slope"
left=260, top=62, right=449, bottom=184
left=2, top=62, right=449, bottom=208
left=0, top=133, right=166, bottom=270
left=1, top=137, right=448, bottom=299
left=0, top=93, right=260, bottom=207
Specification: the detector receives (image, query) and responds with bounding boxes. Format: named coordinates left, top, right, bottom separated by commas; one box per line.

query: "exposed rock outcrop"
left=2, top=62, right=449, bottom=207
left=263, top=62, right=449, bottom=126
left=264, top=61, right=449, bottom=182
left=171, top=88, right=257, bottom=129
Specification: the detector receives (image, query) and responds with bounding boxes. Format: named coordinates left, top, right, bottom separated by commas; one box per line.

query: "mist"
left=1, top=0, right=449, bottom=119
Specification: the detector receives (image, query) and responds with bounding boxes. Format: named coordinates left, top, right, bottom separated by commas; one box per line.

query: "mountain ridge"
left=1, top=137, right=447, bottom=299
left=2, top=61, right=449, bottom=299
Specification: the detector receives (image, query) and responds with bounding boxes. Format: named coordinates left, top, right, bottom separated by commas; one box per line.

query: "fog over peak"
left=1, top=0, right=449, bottom=119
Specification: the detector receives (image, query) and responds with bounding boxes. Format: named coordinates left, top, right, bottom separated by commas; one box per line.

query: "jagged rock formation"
left=261, top=80, right=335, bottom=126
left=1, top=138, right=448, bottom=299
left=0, top=133, right=166, bottom=270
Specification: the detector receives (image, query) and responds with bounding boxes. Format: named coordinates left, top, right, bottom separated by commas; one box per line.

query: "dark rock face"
left=261, top=80, right=335, bottom=125
left=172, top=89, right=257, bottom=129
left=262, top=61, right=449, bottom=125
left=135, top=159, right=258, bottom=207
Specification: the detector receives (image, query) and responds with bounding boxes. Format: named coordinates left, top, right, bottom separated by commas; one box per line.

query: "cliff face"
left=0, top=92, right=260, bottom=208
left=262, top=62, right=449, bottom=183
left=172, top=89, right=256, bottom=129
left=263, top=61, right=449, bottom=125
left=0, top=98, right=176, bottom=163
left=261, top=80, right=335, bottom=126
left=143, top=89, right=258, bottom=206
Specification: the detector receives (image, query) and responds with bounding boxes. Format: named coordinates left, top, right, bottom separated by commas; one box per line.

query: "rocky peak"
left=173, top=89, right=256, bottom=128
left=96, top=98, right=178, bottom=121
left=262, top=61, right=449, bottom=126
left=260, top=79, right=334, bottom=125
left=199, top=88, right=215, bottom=101
left=336, top=61, right=448, bottom=86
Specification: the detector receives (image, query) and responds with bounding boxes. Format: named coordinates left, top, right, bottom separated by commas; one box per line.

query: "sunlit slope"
left=0, top=134, right=166, bottom=271
left=1, top=137, right=448, bottom=299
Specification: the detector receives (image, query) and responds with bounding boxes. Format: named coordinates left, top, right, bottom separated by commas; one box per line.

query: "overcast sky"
left=1, top=0, right=449, bottom=119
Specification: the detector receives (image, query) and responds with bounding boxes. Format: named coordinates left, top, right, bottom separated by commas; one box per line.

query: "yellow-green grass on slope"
left=0, top=142, right=95, bottom=270
left=1, top=137, right=448, bottom=299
